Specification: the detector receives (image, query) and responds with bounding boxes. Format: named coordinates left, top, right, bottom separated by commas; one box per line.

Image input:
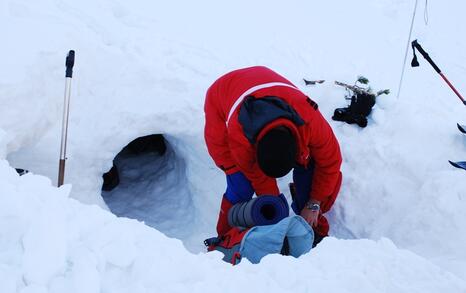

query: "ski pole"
left=58, top=50, right=75, bottom=187
left=411, top=39, right=466, bottom=105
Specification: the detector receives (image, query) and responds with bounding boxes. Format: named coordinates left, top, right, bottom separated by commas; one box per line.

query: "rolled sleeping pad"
left=228, top=195, right=289, bottom=228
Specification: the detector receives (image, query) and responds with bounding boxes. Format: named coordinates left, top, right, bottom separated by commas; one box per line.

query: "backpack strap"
left=204, top=237, right=222, bottom=247
left=231, top=252, right=242, bottom=265
left=205, top=227, right=250, bottom=264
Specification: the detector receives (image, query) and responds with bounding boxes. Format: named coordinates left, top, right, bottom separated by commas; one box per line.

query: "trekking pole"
left=411, top=39, right=466, bottom=105
left=58, top=50, right=75, bottom=187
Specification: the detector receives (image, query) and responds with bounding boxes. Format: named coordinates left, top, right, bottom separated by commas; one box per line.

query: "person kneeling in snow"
left=204, top=66, right=342, bottom=246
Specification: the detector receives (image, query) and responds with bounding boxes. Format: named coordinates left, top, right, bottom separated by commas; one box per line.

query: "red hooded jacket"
left=204, top=66, right=342, bottom=203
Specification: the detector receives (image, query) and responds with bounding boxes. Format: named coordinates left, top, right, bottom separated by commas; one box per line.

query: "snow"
left=1, top=167, right=465, bottom=292
left=1, top=0, right=466, bottom=291
left=102, top=141, right=195, bottom=241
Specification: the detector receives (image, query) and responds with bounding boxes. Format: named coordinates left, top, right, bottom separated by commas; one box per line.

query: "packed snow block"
left=216, top=216, right=313, bottom=264
left=0, top=265, right=17, bottom=293
left=21, top=284, right=48, bottom=293
left=21, top=182, right=68, bottom=285
left=227, top=195, right=289, bottom=228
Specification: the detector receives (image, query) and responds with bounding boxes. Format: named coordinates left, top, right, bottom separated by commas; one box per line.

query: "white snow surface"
left=1, top=0, right=466, bottom=292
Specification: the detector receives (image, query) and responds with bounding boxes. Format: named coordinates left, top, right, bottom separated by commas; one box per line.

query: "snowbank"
left=1, top=163, right=465, bottom=293
left=1, top=0, right=466, bottom=290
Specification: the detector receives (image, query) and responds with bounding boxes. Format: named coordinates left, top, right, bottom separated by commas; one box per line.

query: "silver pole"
left=396, top=0, right=419, bottom=99
left=58, top=50, right=75, bottom=187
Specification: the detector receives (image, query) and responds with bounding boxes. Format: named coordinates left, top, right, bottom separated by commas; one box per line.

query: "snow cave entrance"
left=101, top=134, right=195, bottom=240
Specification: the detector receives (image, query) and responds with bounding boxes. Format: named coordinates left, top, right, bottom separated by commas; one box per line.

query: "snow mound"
left=1, top=164, right=465, bottom=293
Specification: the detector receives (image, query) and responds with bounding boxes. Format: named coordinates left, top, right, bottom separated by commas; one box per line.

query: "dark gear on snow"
left=332, top=79, right=389, bottom=128
left=411, top=39, right=466, bottom=106
left=449, top=160, right=466, bottom=171
left=332, top=92, right=375, bottom=128
left=15, top=168, right=29, bottom=176
left=458, top=123, right=466, bottom=134
left=303, top=79, right=325, bottom=86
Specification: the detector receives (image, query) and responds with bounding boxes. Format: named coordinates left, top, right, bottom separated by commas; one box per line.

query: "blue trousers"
left=225, top=163, right=315, bottom=211
left=291, top=163, right=315, bottom=214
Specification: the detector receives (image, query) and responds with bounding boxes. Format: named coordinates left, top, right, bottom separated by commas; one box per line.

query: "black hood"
left=238, top=96, right=305, bottom=144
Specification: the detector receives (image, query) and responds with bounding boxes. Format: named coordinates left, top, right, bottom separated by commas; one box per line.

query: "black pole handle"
left=65, top=50, right=75, bottom=78
left=411, top=40, right=441, bottom=74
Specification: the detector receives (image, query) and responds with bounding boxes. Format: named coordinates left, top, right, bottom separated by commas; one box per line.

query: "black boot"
left=332, top=93, right=375, bottom=128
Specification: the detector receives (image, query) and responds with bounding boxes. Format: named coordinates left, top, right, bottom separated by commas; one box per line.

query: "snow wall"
left=1, top=0, right=466, bottom=292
